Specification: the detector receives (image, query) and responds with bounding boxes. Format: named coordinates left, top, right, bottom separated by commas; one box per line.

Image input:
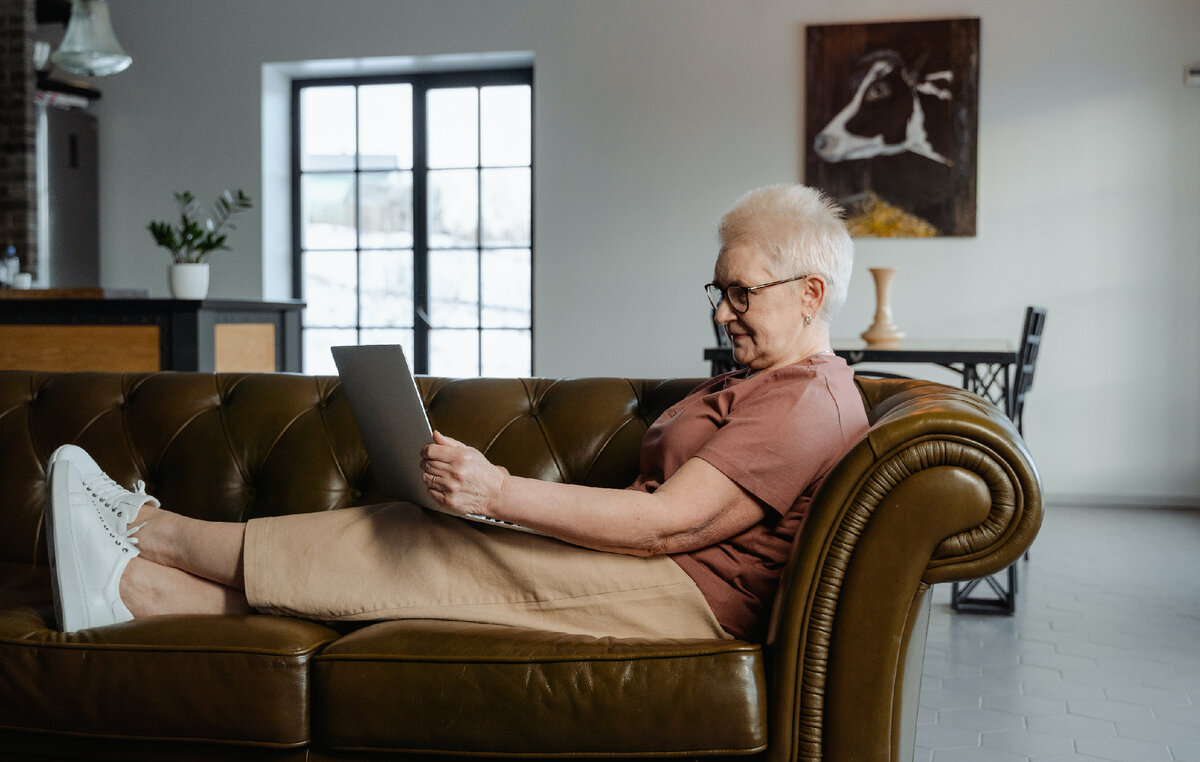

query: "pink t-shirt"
left=627, top=354, right=868, bottom=640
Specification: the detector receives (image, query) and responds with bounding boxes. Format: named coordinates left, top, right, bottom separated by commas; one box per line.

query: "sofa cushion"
left=312, top=619, right=767, bottom=756
left=0, top=567, right=340, bottom=750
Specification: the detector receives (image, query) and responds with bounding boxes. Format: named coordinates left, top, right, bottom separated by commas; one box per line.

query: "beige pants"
left=243, top=503, right=730, bottom=640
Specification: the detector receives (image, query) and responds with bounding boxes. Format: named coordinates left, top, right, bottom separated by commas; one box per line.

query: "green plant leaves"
left=147, top=188, right=254, bottom=264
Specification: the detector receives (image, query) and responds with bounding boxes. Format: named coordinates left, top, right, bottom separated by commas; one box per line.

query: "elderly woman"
left=45, top=184, right=868, bottom=642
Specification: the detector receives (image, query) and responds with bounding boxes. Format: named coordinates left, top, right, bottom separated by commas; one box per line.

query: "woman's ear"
left=802, top=275, right=827, bottom=318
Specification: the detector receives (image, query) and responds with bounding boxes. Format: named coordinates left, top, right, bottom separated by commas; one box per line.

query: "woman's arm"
left=420, top=432, right=768, bottom=556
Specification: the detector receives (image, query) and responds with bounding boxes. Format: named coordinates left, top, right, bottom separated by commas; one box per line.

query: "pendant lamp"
left=50, top=0, right=132, bottom=77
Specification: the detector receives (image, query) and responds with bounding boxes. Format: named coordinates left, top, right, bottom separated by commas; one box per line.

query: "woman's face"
left=712, top=243, right=816, bottom=373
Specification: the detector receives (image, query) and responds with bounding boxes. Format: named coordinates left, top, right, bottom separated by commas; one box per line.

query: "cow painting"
left=804, top=19, right=979, bottom=237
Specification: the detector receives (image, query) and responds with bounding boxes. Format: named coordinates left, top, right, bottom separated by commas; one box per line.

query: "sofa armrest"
left=765, top=378, right=1043, bottom=762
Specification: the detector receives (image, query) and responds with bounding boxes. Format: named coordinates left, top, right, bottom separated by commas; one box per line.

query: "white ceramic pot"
left=169, top=263, right=210, bottom=299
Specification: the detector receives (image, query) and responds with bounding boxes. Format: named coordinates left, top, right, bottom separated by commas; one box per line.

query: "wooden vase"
left=860, top=267, right=905, bottom=348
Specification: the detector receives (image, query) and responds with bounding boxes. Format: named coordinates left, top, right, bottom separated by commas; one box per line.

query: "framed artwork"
left=804, top=18, right=979, bottom=237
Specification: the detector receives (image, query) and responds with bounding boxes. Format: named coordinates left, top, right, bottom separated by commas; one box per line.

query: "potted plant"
left=148, top=189, right=253, bottom=298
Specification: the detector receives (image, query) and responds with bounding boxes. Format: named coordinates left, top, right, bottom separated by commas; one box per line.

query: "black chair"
left=951, top=305, right=1046, bottom=614
left=1009, top=306, right=1047, bottom=437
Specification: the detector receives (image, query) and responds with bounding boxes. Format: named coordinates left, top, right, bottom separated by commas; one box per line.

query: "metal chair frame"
left=951, top=306, right=1046, bottom=614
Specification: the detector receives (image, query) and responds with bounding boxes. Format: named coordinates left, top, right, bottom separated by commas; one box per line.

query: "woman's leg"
left=132, top=503, right=246, bottom=590
left=244, top=502, right=729, bottom=640
left=121, top=557, right=253, bottom=617
left=118, top=503, right=253, bottom=617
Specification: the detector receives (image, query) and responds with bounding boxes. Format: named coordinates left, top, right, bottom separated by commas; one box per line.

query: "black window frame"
left=290, top=66, right=534, bottom=375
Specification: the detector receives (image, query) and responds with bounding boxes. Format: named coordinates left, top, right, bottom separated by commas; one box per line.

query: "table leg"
left=949, top=360, right=1020, bottom=613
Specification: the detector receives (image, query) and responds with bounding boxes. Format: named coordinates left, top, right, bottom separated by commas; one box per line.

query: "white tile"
left=914, top=722, right=981, bottom=750
left=1020, top=650, right=1100, bottom=672
left=936, top=706, right=1026, bottom=732
left=1075, top=734, right=1172, bottom=761
left=981, top=662, right=1063, bottom=683
left=1026, top=712, right=1116, bottom=738
left=922, top=658, right=985, bottom=680
left=1022, top=680, right=1107, bottom=702
left=1167, top=742, right=1200, bottom=762
left=930, top=746, right=1026, bottom=762
left=1056, top=641, right=1174, bottom=666
left=1170, top=660, right=1200, bottom=679
left=1060, top=666, right=1145, bottom=691
left=941, top=675, right=1024, bottom=697
left=1103, top=683, right=1192, bottom=710
left=1154, top=704, right=1200, bottom=726
left=1116, top=718, right=1200, bottom=746
left=980, top=728, right=1075, bottom=756
left=1139, top=669, right=1200, bottom=692
left=1067, top=698, right=1156, bottom=724
left=983, top=693, right=1069, bottom=717
left=919, top=687, right=986, bottom=712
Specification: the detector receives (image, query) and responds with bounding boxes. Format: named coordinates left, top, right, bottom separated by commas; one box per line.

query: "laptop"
left=331, top=344, right=541, bottom=534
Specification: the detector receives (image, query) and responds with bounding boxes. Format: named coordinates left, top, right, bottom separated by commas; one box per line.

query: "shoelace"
left=85, top=475, right=151, bottom=543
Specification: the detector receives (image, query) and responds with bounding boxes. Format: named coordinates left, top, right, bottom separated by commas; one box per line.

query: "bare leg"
left=121, top=557, right=253, bottom=617
left=131, top=503, right=246, bottom=589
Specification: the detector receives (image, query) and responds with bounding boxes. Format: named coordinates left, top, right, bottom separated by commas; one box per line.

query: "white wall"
left=91, top=0, right=1200, bottom=506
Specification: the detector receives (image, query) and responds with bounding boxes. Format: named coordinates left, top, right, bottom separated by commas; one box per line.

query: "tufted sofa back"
left=0, top=372, right=699, bottom=567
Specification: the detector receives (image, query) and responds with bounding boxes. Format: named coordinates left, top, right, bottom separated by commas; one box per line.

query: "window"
left=293, top=68, right=532, bottom=376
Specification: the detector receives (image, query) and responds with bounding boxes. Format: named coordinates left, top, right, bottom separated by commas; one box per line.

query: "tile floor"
left=915, top=504, right=1200, bottom=761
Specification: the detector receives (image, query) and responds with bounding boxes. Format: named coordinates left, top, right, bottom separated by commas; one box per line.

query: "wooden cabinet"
left=0, top=290, right=304, bottom=373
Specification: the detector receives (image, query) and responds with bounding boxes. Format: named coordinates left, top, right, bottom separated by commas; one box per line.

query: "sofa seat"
left=0, top=563, right=339, bottom=751
left=312, top=619, right=767, bottom=756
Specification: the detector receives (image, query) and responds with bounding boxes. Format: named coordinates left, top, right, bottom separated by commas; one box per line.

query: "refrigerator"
left=36, top=103, right=99, bottom=287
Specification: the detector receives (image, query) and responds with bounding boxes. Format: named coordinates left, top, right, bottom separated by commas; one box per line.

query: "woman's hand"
left=420, top=431, right=508, bottom=516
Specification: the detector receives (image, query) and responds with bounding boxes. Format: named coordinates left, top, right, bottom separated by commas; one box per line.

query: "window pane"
left=302, top=250, right=357, bottom=326
left=429, top=329, right=479, bottom=378
left=481, top=168, right=530, bottom=247
left=358, top=83, right=412, bottom=171
left=360, top=249, right=413, bottom=328
left=427, top=87, right=478, bottom=168
left=429, top=249, right=478, bottom=327
left=481, top=248, right=530, bottom=328
left=301, top=86, right=355, bottom=172
left=304, top=328, right=357, bottom=375
left=302, top=173, right=356, bottom=249
left=360, top=328, right=415, bottom=360
left=428, top=169, right=478, bottom=248
left=481, top=85, right=531, bottom=167
left=297, top=73, right=530, bottom=380
left=482, top=330, right=531, bottom=377
left=360, top=171, right=413, bottom=248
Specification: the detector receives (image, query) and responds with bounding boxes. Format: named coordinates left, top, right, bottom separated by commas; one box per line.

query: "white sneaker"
left=49, top=445, right=159, bottom=536
left=45, top=456, right=145, bottom=632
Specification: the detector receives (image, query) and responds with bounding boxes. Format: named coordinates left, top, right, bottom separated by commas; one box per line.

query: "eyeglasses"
left=704, top=274, right=811, bottom=314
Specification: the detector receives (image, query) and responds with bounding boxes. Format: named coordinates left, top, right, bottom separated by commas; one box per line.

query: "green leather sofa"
left=0, top=370, right=1041, bottom=761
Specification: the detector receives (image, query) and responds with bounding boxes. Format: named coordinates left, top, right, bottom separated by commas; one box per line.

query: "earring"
left=804, top=315, right=812, bottom=326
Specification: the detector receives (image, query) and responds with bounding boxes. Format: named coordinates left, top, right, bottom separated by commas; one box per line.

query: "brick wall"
left=0, top=0, right=36, bottom=275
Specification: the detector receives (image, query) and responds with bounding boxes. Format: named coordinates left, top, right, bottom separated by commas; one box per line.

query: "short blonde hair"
left=718, top=185, right=854, bottom=323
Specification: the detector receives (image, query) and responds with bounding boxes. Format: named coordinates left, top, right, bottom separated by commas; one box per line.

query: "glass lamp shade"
left=50, top=0, right=132, bottom=77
